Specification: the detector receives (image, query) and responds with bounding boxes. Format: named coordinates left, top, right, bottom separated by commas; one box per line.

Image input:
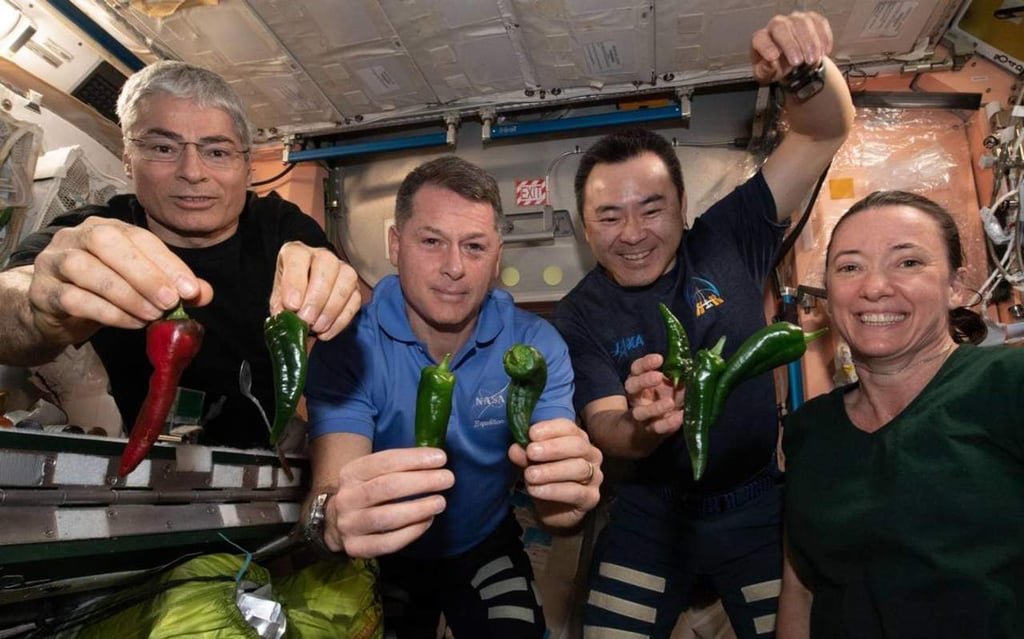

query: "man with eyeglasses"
left=0, top=61, right=361, bottom=450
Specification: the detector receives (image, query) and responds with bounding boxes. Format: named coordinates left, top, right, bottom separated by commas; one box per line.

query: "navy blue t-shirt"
left=7, top=191, right=333, bottom=449
left=552, top=172, right=787, bottom=492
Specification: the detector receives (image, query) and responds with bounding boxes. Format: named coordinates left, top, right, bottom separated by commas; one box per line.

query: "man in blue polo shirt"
left=304, top=155, right=603, bottom=638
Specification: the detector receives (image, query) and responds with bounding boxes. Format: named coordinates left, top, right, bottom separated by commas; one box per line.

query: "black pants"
left=381, top=512, right=546, bottom=639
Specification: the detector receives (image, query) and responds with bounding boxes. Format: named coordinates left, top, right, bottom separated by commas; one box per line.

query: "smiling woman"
left=823, top=192, right=969, bottom=389
left=779, top=190, right=1024, bottom=639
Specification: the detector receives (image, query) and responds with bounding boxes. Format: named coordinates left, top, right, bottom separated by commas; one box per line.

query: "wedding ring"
left=582, top=461, right=595, bottom=485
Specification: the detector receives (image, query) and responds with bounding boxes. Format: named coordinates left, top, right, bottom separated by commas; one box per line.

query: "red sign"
left=514, top=178, right=548, bottom=207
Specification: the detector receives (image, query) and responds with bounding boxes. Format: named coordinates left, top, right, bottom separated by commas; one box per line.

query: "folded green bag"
left=49, top=553, right=380, bottom=639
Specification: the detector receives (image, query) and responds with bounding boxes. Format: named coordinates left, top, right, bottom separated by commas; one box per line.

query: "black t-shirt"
left=552, top=173, right=787, bottom=492
left=7, top=191, right=333, bottom=449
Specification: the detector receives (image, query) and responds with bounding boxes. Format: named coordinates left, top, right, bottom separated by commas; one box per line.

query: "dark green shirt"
left=784, top=344, right=1024, bottom=638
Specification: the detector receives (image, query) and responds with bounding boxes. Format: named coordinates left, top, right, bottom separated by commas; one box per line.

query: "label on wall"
left=514, top=179, right=548, bottom=208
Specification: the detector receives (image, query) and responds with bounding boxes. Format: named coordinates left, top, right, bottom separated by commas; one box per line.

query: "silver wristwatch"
left=303, top=491, right=335, bottom=552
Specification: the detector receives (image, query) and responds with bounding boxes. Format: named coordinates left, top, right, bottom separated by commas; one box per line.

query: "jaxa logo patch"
left=611, top=333, right=645, bottom=360
left=687, top=277, right=725, bottom=317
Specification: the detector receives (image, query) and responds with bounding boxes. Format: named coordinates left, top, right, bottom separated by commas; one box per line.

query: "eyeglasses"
left=127, top=137, right=249, bottom=169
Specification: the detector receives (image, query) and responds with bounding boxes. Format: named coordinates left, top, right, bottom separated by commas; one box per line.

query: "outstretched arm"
left=0, top=217, right=211, bottom=366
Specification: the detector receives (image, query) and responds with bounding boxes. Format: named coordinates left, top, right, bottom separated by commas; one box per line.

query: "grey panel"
left=54, top=0, right=964, bottom=137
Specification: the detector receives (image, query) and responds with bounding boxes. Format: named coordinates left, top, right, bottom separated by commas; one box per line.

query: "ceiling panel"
left=378, top=0, right=524, bottom=102
left=54, top=0, right=967, bottom=139
left=513, top=0, right=655, bottom=89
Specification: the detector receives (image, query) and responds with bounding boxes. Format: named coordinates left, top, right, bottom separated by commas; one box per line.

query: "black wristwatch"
left=781, top=60, right=826, bottom=101
left=303, top=491, right=335, bottom=552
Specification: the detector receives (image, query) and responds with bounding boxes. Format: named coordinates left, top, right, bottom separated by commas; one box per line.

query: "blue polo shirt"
left=306, top=274, right=575, bottom=558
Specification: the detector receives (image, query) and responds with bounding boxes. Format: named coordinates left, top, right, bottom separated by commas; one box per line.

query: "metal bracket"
left=901, top=56, right=954, bottom=74
left=502, top=208, right=574, bottom=244
left=795, top=284, right=828, bottom=311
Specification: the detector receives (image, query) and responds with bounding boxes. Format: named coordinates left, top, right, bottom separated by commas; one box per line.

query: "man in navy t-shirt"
left=552, top=11, right=855, bottom=639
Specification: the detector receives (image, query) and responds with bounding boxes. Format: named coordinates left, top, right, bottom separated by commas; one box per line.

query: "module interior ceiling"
left=70, top=0, right=964, bottom=139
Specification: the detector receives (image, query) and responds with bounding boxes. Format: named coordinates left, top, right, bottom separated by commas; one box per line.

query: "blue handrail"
left=285, top=132, right=450, bottom=163
left=489, top=104, right=683, bottom=140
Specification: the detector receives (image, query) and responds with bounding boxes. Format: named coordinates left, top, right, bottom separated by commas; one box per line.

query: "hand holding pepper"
left=507, top=418, right=603, bottom=530
left=268, top=241, right=361, bottom=341
left=117, top=303, right=203, bottom=477
left=324, top=447, right=455, bottom=557
left=18, top=217, right=212, bottom=357
left=619, top=353, right=686, bottom=448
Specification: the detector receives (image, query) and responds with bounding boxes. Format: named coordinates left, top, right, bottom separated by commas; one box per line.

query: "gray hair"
left=116, top=60, right=252, bottom=149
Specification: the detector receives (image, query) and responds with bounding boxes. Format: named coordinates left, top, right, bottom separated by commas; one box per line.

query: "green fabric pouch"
left=50, top=553, right=380, bottom=639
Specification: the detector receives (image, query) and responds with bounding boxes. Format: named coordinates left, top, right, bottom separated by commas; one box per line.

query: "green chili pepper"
left=710, top=322, right=828, bottom=426
left=415, top=353, right=455, bottom=448
left=264, top=310, right=310, bottom=446
left=503, top=344, right=548, bottom=448
left=683, top=336, right=726, bottom=481
left=659, top=303, right=693, bottom=388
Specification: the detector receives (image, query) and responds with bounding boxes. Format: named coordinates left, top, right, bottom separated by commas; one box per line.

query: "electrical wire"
left=775, top=159, right=831, bottom=273
left=251, top=162, right=297, bottom=187
left=973, top=83, right=1024, bottom=345
left=770, top=159, right=832, bottom=306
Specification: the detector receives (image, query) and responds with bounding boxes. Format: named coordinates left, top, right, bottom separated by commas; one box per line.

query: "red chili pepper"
left=117, top=303, right=204, bottom=477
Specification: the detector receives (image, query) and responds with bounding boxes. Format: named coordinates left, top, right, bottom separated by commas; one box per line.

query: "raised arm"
left=753, top=11, right=856, bottom=220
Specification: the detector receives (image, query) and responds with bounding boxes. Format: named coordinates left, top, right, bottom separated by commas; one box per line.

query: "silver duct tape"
left=237, top=590, right=286, bottom=639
